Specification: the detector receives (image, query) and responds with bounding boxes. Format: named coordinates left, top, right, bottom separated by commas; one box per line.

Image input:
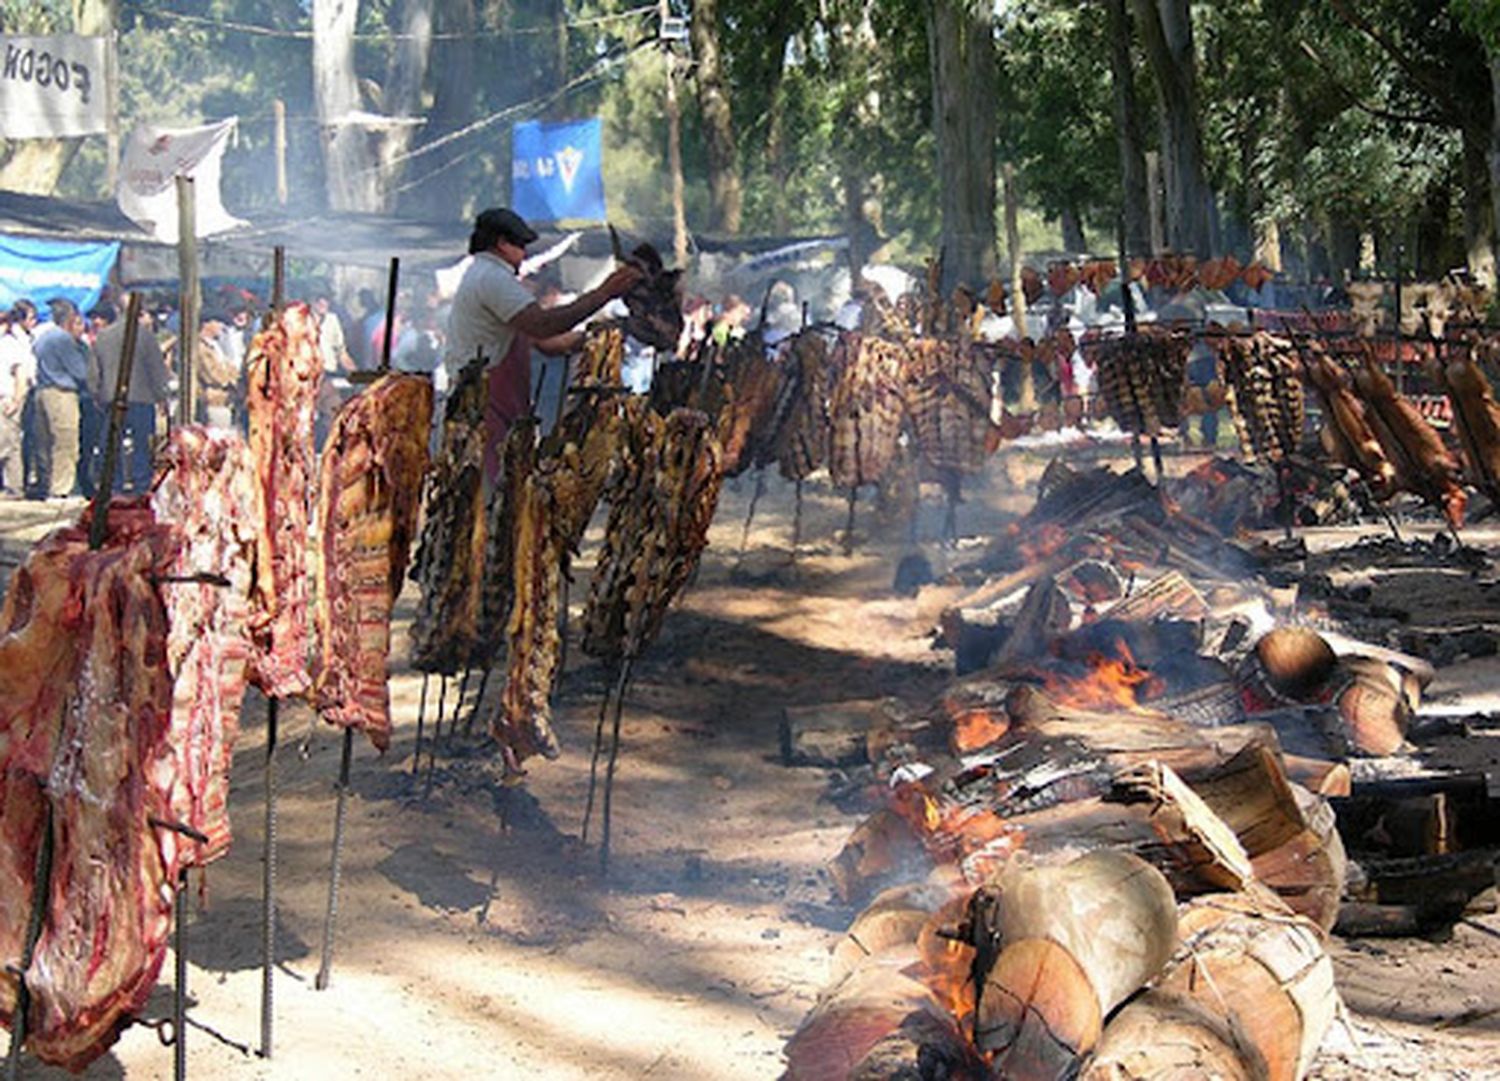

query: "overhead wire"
left=374, top=36, right=654, bottom=185
left=137, top=5, right=655, bottom=41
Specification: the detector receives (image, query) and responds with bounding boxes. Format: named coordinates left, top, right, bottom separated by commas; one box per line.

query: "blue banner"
left=511, top=117, right=606, bottom=224
left=0, top=232, right=118, bottom=316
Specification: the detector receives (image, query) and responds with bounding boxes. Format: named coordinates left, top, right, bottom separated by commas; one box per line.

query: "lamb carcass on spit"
left=313, top=373, right=433, bottom=751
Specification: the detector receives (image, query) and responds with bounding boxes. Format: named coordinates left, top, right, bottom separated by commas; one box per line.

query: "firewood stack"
left=1213, top=331, right=1305, bottom=464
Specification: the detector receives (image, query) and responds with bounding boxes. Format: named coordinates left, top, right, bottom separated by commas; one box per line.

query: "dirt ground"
left=6, top=445, right=1500, bottom=1079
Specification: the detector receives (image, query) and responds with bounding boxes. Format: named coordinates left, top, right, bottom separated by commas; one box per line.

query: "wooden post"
left=662, top=0, right=688, bottom=266
left=1003, top=163, right=1027, bottom=342
left=274, top=99, right=288, bottom=206
left=1145, top=150, right=1165, bottom=255
left=176, top=176, right=200, bottom=426
left=105, top=31, right=120, bottom=194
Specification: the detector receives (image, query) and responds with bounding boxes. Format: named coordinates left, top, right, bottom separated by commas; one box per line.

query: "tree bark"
left=1463, top=124, right=1497, bottom=289
left=926, top=0, right=998, bottom=292
left=1105, top=0, right=1150, bottom=257
left=410, top=0, right=477, bottom=217
left=378, top=0, right=435, bottom=201
left=1491, top=53, right=1500, bottom=290
left=314, top=0, right=382, bottom=211
left=1130, top=0, right=1211, bottom=256
left=689, top=0, right=742, bottom=234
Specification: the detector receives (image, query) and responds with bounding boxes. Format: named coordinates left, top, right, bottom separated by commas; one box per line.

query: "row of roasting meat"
left=411, top=326, right=725, bottom=778
left=0, top=304, right=432, bottom=1070
left=670, top=316, right=1500, bottom=538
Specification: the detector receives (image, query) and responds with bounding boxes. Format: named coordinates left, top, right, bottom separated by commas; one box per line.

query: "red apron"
left=484, top=333, right=532, bottom=487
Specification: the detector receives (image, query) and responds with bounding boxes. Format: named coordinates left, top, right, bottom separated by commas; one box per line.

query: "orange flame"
left=1043, top=639, right=1164, bottom=713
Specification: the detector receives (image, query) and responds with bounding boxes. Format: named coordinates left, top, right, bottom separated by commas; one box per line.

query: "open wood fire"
left=783, top=456, right=1498, bottom=1080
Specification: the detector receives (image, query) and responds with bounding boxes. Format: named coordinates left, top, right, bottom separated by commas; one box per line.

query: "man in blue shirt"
left=32, top=299, right=90, bottom=498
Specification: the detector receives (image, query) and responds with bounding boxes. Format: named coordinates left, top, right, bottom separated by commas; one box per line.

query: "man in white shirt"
left=444, top=207, right=640, bottom=485
left=0, top=300, right=36, bottom=493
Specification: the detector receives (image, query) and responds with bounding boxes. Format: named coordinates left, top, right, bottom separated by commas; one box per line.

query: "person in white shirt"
left=444, top=207, right=639, bottom=486
left=0, top=300, right=36, bottom=493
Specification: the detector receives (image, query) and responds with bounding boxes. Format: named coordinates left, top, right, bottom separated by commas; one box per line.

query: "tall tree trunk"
left=406, top=0, right=477, bottom=217
left=379, top=0, right=434, bottom=203
left=1130, top=0, right=1211, bottom=256
left=314, top=0, right=382, bottom=211
left=1465, top=115, right=1498, bottom=289
left=926, top=0, right=998, bottom=291
left=690, top=0, right=741, bottom=234
left=0, top=0, right=113, bottom=193
left=764, top=12, right=798, bottom=237
left=1105, top=0, right=1149, bottom=257
left=1061, top=207, right=1087, bottom=253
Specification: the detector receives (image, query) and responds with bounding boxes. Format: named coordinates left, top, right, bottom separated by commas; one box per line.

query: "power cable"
left=136, top=5, right=655, bottom=41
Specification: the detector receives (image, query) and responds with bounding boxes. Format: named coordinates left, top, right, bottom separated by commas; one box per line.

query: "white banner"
left=0, top=34, right=109, bottom=139
left=118, top=118, right=247, bottom=244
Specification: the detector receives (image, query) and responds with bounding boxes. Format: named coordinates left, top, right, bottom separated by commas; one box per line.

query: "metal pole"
left=173, top=868, right=188, bottom=1081
left=5, top=805, right=55, bottom=1081
left=90, top=294, right=143, bottom=548
left=259, top=696, right=278, bottom=1058
left=315, top=728, right=355, bottom=991
left=379, top=257, right=400, bottom=374
left=599, top=659, right=634, bottom=877
left=412, top=672, right=429, bottom=775
left=176, top=176, right=200, bottom=427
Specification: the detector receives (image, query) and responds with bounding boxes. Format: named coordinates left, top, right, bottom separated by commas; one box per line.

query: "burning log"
left=829, top=879, right=963, bottom=987
left=782, top=947, right=986, bottom=1081
left=960, top=761, right=1256, bottom=895
left=970, top=851, right=1179, bottom=1079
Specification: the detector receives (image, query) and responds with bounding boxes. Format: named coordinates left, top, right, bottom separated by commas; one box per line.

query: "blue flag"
left=511, top=118, right=606, bottom=224
left=0, top=233, right=119, bottom=315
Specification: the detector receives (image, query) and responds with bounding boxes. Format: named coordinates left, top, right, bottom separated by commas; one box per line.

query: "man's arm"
left=535, top=330, right=584, bottom=356
left=508, top=265, right=641, bottom=342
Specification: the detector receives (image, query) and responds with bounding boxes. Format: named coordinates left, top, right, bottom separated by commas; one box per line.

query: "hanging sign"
left=511, top=118, right=606, bottom=224
left=0, top=34, right=109, bottom=139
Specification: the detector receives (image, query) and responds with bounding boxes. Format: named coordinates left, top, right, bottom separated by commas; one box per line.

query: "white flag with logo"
left=118, top=118, right=246, bottom=243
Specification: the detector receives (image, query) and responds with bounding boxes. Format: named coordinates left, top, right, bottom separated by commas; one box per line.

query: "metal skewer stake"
left=412, top=672, right=430, bottom=775
left=738, top=468, right=766, bottom=556
left=463, top=663, right=492, bottom=736
left=259, top=246, right=287, bottom=1059
left=315, top=727, right=355, bottom=990
left=259, top=696, right=278, bottom=1058
left=599, top=658, right=635, bottom=878
left=424, top=675, right=447, bottom=793
left=448, top=665, right=472, bottom=747
left=790, top=479, right=804, bottom=559
left=173, top=867, right=188, bottom=1081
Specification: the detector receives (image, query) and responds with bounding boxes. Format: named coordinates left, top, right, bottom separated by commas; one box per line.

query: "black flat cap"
left=472, top=207, right=538, bottom=251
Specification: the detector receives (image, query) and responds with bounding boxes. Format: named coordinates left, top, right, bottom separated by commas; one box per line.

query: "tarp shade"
left=0, top=232, right=119, bottom=314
